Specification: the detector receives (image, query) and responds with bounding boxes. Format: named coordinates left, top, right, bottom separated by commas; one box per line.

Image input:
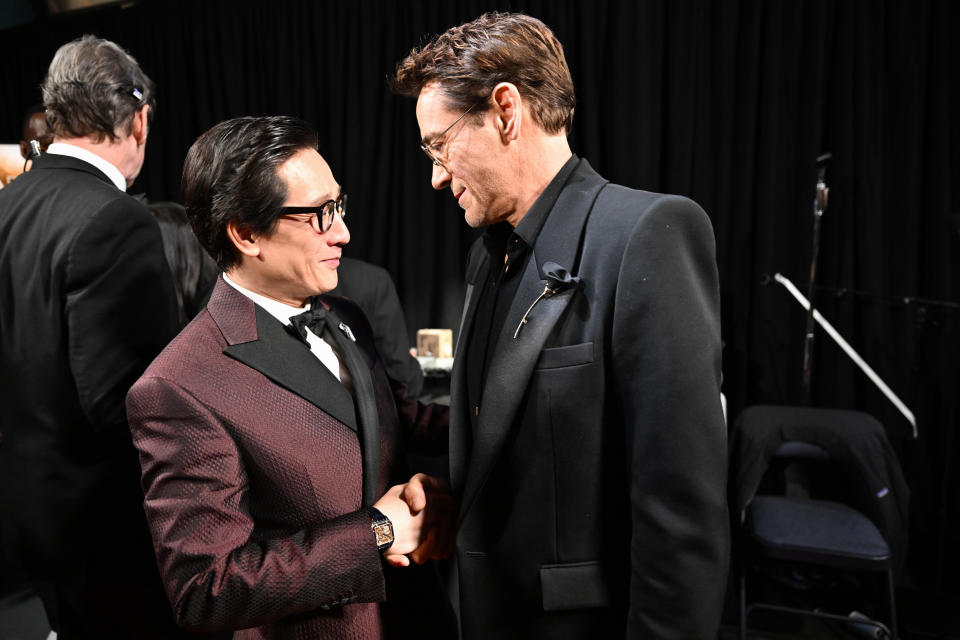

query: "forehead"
left=277, top=148, right=339, bottom=203
left=415, top=83, right=459, bottom=140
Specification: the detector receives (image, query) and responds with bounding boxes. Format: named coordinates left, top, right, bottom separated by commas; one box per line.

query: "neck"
left=505, top=134, right=573, bottom=228
left=226, top=267, right=309, bottom=308
left=54, top=134, right=138, bottom=187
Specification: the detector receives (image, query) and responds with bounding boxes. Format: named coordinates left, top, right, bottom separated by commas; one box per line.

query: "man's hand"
left=376, top=473, right=456, bottom=567
left=373, top=483, right=425, bottom=566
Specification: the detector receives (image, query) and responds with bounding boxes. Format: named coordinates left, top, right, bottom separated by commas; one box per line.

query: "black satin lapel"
left=532, top=160, right=608, bottom=277
left=456, top=163, right=607, bottom=520
left=455, top=251, right=492, bottom=359
left=458, top=270, right=577, bottom=521
left=324, top=308, right=380, bottom=507
left=224, top=305, right=357, bottom=432
left=449, top=253, right=492, bottom=498
left=455, top=283, right=475, bottom=355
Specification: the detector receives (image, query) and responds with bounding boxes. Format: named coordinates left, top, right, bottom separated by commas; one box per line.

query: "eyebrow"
left=286, top=187, right=342, bottom=210
left=421, top=132, right=441, bottom=147
left=313, top=186, right=342, bottom=206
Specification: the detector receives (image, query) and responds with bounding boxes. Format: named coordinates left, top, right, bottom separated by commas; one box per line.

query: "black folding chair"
left=731, top=405, right=907, bottom=640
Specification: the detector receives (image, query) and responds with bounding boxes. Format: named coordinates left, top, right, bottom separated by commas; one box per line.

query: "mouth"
left=322, top=255, right=341, bottom=267
left=455, top=189, right=465, bottom=202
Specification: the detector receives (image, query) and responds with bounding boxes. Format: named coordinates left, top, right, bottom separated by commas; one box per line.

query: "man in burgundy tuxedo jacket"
left=126, top=116, right=454, bottom=638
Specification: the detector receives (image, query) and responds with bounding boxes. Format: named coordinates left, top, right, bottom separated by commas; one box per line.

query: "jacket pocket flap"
left=540, top=561, right=610, bottom=611
left=536, top=342, right=594, bottom=370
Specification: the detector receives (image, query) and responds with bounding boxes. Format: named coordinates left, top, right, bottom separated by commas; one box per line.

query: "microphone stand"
left=768, top=273, right=917, bottom=438
left=802, top=152, right=831, bottom=403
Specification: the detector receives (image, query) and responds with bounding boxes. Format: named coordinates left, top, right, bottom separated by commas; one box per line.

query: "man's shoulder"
left=593, top=180, right=675, bottom=207
left=10, top=159, right=149, bottom=222
left=140, top=310, right=224, bottom=381
left=591, top=182, right=708, bottom=228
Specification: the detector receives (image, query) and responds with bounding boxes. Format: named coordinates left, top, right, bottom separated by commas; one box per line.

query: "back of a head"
left=21, top=104, right=50, bottom=144
left=181, top=115, right=319, bottom=271
left=20, top=103, right=52, bottom=159
left=41, top=34, right=155, bottom=143
left=392, top=12, right=576, bottom=135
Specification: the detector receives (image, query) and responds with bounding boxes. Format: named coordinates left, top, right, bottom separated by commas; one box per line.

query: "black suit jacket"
left=0, top=153, right=185, bottom=636
left=449, top=159, right=729, bottom=639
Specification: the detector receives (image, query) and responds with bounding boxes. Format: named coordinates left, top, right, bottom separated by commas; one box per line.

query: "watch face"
left=373, top=522, right=394, bottom=548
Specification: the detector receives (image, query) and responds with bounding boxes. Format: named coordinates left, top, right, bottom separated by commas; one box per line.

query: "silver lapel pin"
left=513, top=285, right=557, bottom=339
left=339, top=321, right=356, bottom=342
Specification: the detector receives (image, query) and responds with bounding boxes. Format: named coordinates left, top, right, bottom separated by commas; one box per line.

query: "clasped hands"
left=373, top=473, right=456, bottom=568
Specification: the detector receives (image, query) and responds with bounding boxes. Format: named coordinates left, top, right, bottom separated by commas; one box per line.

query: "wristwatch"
left=367, top=507, right=394, bottom=552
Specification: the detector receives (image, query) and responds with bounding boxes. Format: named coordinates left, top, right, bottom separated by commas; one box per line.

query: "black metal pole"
left=802, top=153, right=830, bottom=403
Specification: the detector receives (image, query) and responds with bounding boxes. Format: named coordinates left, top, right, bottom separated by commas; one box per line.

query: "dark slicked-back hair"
left=42, top=35, right=155, bottom=143
left=21, top=104, right=52, bottom=158
left=22, top=104, right=47, bottom=138
left=181, top=116, right=319, bottom=271
left=392, top=12, right=575, bottom=135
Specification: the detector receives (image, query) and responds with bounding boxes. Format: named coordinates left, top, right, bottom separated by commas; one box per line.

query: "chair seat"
left=746, top=496, right=891, bottom=570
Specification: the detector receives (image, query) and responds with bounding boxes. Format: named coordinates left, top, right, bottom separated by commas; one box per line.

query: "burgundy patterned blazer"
left=126, top=277, right=449, bottom=639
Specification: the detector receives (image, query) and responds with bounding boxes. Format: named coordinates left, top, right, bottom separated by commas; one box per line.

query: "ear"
left=132, top=104, right=150, bottom=146
left=491, top=82, right=523, bottom=142
left=225, top=220, right=261, bottom=259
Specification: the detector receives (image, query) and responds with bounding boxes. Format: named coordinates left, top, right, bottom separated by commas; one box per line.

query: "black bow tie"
left=289, top=304, right=328, bottom=342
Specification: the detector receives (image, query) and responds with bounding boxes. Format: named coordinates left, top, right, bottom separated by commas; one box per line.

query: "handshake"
left=373, top=473, right=456, bottom=568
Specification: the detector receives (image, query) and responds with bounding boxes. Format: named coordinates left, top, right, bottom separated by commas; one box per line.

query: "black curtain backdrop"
left=2, top=0, right=958, bottom=594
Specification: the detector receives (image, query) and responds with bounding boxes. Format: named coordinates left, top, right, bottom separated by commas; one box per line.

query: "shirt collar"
left=510, top=154, right=580, bottom=248
left=46, top=142, right=128, bottom=192
left=222, top=272, right=311, bottom=326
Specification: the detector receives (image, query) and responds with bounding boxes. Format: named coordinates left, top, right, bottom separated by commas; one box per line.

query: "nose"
left=430, top=162, right=451, bottom=191
left=327, top=210, right=350, bottom=246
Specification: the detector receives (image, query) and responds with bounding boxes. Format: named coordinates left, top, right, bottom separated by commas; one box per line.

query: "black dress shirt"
left=465, top=155, right=578, bottom=433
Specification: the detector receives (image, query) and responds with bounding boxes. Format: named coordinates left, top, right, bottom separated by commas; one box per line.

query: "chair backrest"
left=730, top=404, right=910, bottom=571
left=764, top=440, right=843, bottom=503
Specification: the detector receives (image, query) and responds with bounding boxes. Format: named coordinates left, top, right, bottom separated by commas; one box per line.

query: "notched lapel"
left=224, top=305, right=358, bottom=432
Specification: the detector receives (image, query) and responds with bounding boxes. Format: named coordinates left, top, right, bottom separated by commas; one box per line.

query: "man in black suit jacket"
left=393, top=13, right=729, bottom=639
left=0, top=36, right=187, bottom=638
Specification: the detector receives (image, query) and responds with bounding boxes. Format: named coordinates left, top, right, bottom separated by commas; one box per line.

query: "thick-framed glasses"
left=420, top=100, right=483, bottom=171
left=278, top=192, right=348, bottom=233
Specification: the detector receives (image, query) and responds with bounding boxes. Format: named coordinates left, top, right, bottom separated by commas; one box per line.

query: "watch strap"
left=367, top=507, right=394, bottom=552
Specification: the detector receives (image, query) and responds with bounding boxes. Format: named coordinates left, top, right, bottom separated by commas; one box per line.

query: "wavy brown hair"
left=392, top=12, right=575, bottom=135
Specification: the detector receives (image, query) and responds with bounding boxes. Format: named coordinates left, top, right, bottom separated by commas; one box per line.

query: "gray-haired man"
left=0, top=35, right=189, bottom=638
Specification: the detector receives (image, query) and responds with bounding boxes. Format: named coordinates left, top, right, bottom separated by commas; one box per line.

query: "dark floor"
left=2, top=584, right=959, bottom=639
left=723, top=580, right=960, bottom=640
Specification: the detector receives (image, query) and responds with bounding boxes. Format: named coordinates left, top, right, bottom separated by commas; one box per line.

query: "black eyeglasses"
left=420, top=100, right=484, bottom=171
left=278, top=192, right=348, bottom=233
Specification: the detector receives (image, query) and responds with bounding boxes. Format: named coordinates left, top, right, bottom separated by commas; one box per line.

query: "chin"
left=463, top=210, right=486, bottom=229
left=317, top=276, right=338, bottom=294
